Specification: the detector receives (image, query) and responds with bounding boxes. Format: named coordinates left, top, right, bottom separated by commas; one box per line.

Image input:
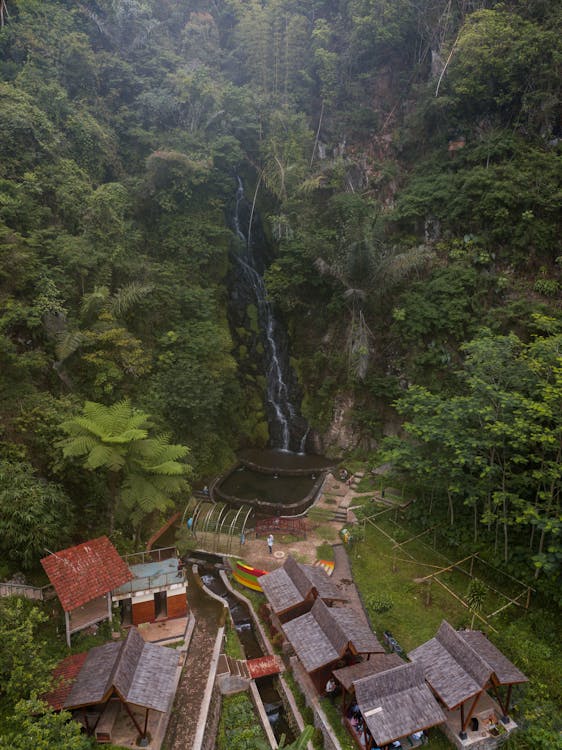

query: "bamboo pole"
left=393, top=525, right=439, bottom=548
left=487, top=590, right=527, bottom=618
left=431, top=577, right=497, bottom=633
left=366, top=520, right=416, bottom=562
left=416, top=554, right=476, bottom=582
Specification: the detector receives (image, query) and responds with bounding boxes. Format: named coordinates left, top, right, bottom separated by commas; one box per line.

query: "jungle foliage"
left=0, top=0, right=560, bottom=743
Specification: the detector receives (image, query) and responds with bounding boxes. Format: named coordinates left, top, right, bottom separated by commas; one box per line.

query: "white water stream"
left=233, top=176, right=303, bottom=451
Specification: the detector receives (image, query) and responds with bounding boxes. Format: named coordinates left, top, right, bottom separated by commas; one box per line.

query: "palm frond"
left=81, top=286, right=110, bottom=321
left=55, top=329, right=85, bottom=362
left=59, top=435, right=98, bottom=457
left=85, top=444, right=123, bottom=471
left=110, top=282, right=154, bottom=318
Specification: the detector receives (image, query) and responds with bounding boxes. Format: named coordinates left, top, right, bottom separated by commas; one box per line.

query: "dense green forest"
left=0, top=0, right=561, bottom=746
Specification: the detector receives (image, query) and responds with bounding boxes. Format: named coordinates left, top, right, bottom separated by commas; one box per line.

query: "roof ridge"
left=437, top=620, right=492, bottom=686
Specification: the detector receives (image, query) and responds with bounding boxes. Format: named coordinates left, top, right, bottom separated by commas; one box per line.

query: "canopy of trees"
left=0, top=0, right=560, bottom=743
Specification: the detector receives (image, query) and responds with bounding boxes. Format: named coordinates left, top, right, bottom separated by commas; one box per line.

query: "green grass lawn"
left=349, top=507, right=525, bottom=648
left=350, top=522, right=468, bottom=651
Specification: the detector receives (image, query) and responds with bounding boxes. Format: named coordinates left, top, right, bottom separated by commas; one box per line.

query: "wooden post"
left=504, top=684, right=513, bottom=717
left=65, top=611, right=71, bottom=648
left=143, top=708, right=150, bottom=738
left=491, top=682, right=507, bottom=717
left=122, top=700, right=144, bottom=737
left=461, top=692, right=482, bottom=735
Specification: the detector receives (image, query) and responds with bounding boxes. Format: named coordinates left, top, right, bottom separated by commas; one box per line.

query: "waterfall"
left=231, top=176, right=306, bottom=452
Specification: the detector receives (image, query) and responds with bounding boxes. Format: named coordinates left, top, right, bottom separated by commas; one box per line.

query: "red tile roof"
left=247, top=655, right=283, bottom=678
left=41, top=536, right=133, bottom=611
left=44, top=652, right=88, bottom=711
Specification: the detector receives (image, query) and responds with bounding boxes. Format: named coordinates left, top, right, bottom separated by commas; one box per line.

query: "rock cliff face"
left=316, top=393, right=360, bottom=456
left=226, top=177, right=309, bottom=453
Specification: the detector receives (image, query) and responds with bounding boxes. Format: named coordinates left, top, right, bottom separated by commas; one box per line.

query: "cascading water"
left=231, top=176, right=307, bottom=452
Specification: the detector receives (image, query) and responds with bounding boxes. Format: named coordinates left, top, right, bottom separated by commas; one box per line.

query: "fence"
left=255, top=517, right=307, bottom=539
left=0, top=582, right=55, bottom=601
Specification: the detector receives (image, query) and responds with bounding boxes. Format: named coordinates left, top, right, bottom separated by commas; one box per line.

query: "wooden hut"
left=41, top=537, right=133, bottom=647
left=260, top=554, right=347, bottom=625
left=333, top=652, right=404, bottom=713
left=282, top=598, right=384, bottom=692
left=409, top=620, right=528, bottom=739
left=46, top=627, right=179, bottom=744
left=352, top=662, right=446, bottom=749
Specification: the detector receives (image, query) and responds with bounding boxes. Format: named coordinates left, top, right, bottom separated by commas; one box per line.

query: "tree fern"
left=59, top=400, right=190, bottom=534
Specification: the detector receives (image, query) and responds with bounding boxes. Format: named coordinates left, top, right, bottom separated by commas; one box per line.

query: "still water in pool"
left=218, top=466, right=317, bottom=505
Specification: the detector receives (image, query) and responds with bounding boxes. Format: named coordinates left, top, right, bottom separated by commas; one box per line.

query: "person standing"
left=325, top=676, right=337, bottom=703
left=267, top=533, right=274, bottom=554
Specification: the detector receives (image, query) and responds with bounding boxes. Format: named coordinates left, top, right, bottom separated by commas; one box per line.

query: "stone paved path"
left=165, top=574, right=222, bottom=750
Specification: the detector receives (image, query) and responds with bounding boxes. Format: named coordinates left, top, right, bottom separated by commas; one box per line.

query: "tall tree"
left=58, top=400, right=190, bottom=536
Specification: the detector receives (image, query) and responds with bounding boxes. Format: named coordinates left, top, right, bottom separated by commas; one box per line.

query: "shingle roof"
left=65, top=641, right=121, bottom=707
left=409, top=620, right=516, bottom=709
left=354, top=662, right=446, bottom=746
left=458, top=630, right=528, bottom=686
left=259, top=555, right=345, bottom=615
left=282, top=599, right=383, bottom=673
left=64, top=627, right=179, bottom=713
left=44, top=652, right=89, bottom=711
left=41, top=537, right=133, bottom=612
left=330, top=607, right=384, bottom=655
left=300, top=563, right=345, bottom=601
left=333, top=653, right=404, bottom=691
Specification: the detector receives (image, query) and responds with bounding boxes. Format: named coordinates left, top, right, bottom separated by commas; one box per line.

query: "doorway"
left=119, top=598, right=132, bottom=626
left=154, top=591, right=167, bottom=619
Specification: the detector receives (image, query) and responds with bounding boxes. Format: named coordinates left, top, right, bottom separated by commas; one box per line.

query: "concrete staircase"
left=332, top=507, right=348, bottom=523
left=225, top=655, right=250, bottom=679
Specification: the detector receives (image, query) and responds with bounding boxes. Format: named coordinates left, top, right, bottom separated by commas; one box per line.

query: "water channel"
left=190, top=552, right=295, bottom=743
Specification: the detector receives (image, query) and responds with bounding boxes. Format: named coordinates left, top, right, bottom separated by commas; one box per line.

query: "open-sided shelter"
left=408, top=620, right=527, bottom=738
left=260, top=554, right=347, bottom=624
left=282, top=598, right=384, bottom=692
left=352, top=661, right=446, bottom=749
left=41, top=537, right=133, bottom=646
left=46, top=626, right=179, bottom=744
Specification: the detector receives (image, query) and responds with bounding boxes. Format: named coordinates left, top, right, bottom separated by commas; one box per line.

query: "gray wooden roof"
left=409, top=620, right=522, bottom=709
left=65, top=642, right=120, bottom=708
left=329, top=607, right=384, bottom=655
left=64, top=627, right=179, bottom=713
left=354, top=662, right=446, bottom=746
left=301, top=563, right=346, bottom=601
left=458, top=630, right=528, bottom=685
left=282, top=610, right=340, bottom=672
left=282, top=599, right=383, bottom=673
left=333, top=653, right=404, bottom=691
left=259, top=555, right=345, bottom=615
